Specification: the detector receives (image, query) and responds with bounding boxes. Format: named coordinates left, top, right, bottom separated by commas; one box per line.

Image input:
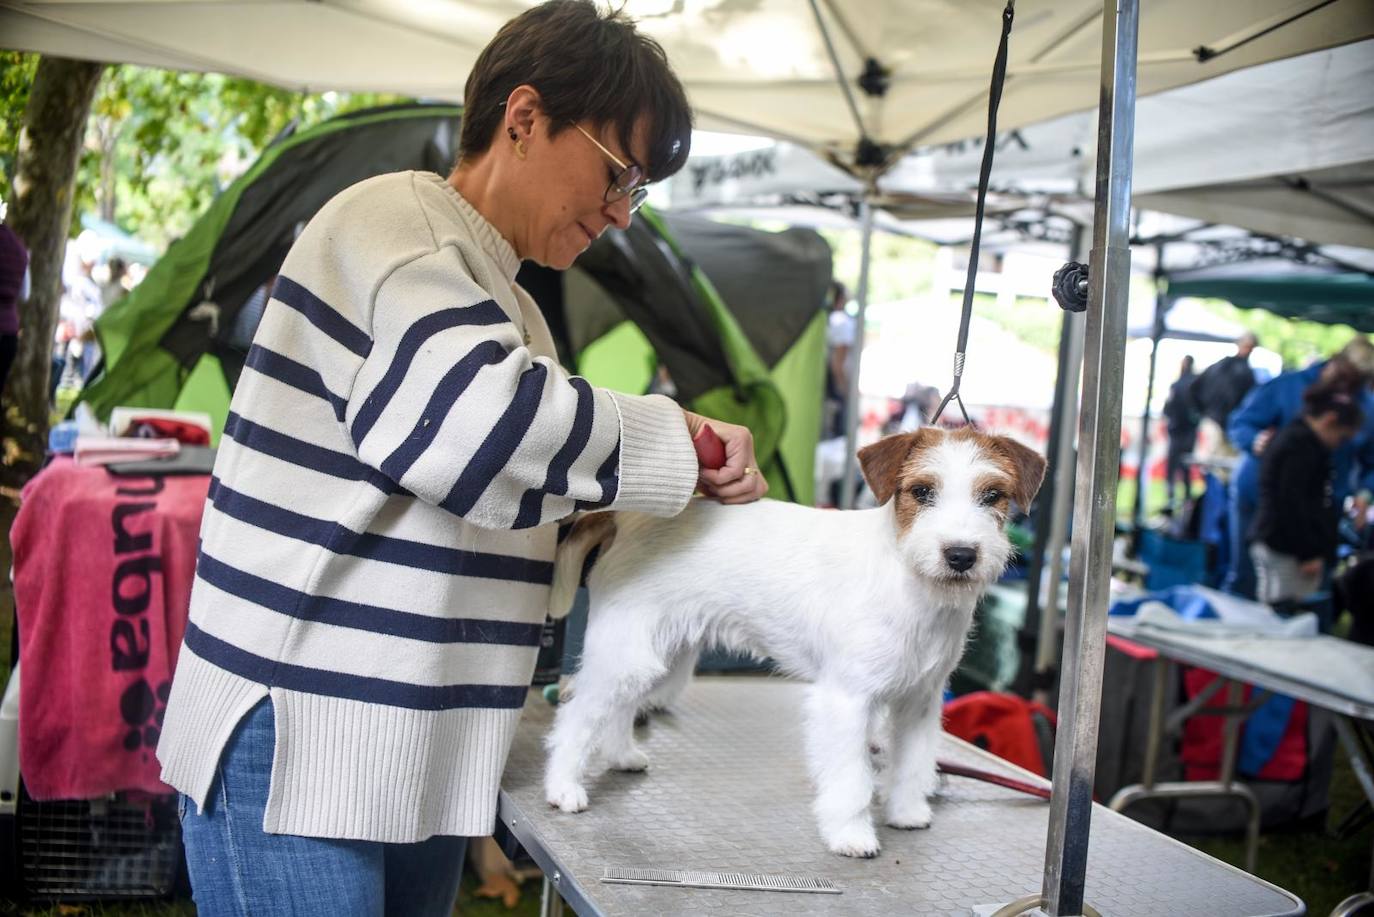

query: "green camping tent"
left=81, top=103, right=830, bottom=502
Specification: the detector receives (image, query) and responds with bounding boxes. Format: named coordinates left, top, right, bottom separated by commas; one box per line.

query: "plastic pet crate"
left=14, top=789, right=181, bottom=901
left=0, top=662, right=182, bottom=901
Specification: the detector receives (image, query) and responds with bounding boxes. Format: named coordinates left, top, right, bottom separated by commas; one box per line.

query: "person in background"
left=1161, top=354, right=1199, bottom=508
left=1226, top=336, right=1374, bottom=599
left=823, top=279, right=855, bottom=440
left=1191, top=332, right=1259, bottom=449
left=1250, top=383, right=1363, bottom=612
left=0, top=219, right=29, bottom=398
left=157, top=4, right=767, bottom=915
left=101, top=256, right=129, bottom=309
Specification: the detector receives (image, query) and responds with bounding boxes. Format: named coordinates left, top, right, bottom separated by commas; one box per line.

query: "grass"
left=1117, top=475, right=1177, bottom=525
left=1187, top=750, right=1371, bottom=914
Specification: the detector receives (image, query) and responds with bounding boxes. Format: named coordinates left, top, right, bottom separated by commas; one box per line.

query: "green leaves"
left=0, top=53, right=409, bottom=249
left=0, top=51, right=39, bottom=210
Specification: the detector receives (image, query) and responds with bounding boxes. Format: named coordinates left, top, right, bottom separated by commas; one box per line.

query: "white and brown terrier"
left=543, top=427, right=1046, bottom=858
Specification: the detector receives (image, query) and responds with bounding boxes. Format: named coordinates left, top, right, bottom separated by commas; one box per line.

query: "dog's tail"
left=549, top=512, right=616, bottom=619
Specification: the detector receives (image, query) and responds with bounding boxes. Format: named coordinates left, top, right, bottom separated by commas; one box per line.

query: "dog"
left=542, top=426, right=1046, bottom=858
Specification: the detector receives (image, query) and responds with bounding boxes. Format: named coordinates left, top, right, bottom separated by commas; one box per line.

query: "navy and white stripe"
left=185, top=623, right=529, bottom=710
left=515, top=376, right=596, bottom=528
left=377, top=339, right=509, bottom=482
left=351, top=299, right=509, bottom=445
left=196, top=551, right=543, bottom=646
left=441, top=362, right=551, bottom=519
left=206, top=477, right=553, bottom=583
left=222, top=412, right=403, bottom=495
left=244, top=344, right=348, bottom=422
left=272, top=276, right=372, bottom=358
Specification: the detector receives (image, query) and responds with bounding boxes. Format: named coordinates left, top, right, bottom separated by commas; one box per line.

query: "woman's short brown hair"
left=459, top=0, right=692, bottom=182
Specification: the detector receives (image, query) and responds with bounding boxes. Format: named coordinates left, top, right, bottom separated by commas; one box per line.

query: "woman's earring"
left=508, top=127, right=526, bottom=160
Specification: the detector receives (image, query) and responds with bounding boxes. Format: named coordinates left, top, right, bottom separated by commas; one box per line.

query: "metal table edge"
left=1105, top=624, right=1374, bottom=721
left=497, top=788, right=604, bottom=917
left=951, top=737, right=1306, bottom=915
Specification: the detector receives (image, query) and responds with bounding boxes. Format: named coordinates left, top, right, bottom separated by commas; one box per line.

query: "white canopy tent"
left=3, top=0, right=1371, bottom=169
left=669, top=39, right=1374, bottom=254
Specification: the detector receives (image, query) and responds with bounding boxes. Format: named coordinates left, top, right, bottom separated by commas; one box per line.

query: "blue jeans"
left=179, top=700, right=467, bottom=916
left=1224, top=480, right=1258, bottom=600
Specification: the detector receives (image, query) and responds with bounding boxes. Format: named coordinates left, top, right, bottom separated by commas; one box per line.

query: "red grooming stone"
left=693, top=424, right=727, bottom=470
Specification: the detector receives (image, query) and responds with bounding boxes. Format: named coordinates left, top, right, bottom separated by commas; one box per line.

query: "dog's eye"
left=980, top=489, right=1003, bottom=506
left=910, top=484, right=934, bottom=505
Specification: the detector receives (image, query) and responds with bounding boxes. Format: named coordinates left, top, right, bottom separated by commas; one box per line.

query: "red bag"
left=1180, top=668, right=1307, bottom=782
left=128, top=416, right=211, bottom=446
left=943, top=691, right=1057, bottom=776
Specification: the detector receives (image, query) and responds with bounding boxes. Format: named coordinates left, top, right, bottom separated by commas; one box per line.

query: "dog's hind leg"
left=544, top=612, right=665, bottom=811
left=884, top=688, right=942, bottom=830
left=804, top=683, right=880, bottom=858
left=640, top=645, right=700, bottom=715
left=598, top=697, right=651, bottom=773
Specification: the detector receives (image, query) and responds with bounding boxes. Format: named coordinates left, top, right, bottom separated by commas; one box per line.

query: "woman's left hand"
left=684, top=412, right=768, bottom=504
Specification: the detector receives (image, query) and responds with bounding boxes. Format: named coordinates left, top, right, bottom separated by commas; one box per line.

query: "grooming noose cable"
left=931, top=0, right=1014, bottom=426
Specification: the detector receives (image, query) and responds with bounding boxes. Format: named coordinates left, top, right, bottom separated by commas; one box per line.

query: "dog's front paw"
left=825, top=820, right=880, bottom=858
left=545, top=780, right=589, bottom=813
left=606, top=747, right=650, bottom=772
left=885, top=796, right=933, bottom=830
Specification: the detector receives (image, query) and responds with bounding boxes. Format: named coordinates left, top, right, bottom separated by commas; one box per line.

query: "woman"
left=157, top=3, right=767, bottom=913
left=1250, top=383, right=1363, bottom=610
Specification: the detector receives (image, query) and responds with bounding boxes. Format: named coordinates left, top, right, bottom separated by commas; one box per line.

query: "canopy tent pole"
left=1023, top=220, right=1087, bottom=698
left=1033, top=308, right=1086, bottom=700
left=839, top=193, right=876, bottom=509
left=1033, top=310, right=1085, bottom=695
left=1041, top=0, right=1139, bottom=912
left=1130, top=245, right=1169, bottom=537
left=806, top=0, right=884, bottom=510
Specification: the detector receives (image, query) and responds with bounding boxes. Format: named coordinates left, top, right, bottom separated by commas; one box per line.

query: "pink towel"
left=12, top=458, right=209, bottom=799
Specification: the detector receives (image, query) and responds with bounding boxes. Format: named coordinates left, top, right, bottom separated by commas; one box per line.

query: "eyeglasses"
left=572, top=123, right=650, bottom=213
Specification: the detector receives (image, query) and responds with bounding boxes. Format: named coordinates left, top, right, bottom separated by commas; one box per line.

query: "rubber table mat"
left=499, top=678, right=1303, bottom=916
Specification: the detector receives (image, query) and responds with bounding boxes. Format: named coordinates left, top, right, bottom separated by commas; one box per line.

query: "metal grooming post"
left=1041, top=0, right=1140, bottom=914
left=840, top=194, right=876, bottom=508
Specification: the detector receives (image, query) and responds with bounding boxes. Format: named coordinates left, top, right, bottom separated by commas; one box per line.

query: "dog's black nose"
left=944, top=545, right=978, bottom=573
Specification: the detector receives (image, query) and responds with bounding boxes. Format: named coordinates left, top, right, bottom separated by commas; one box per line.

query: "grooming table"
left=1105, top=621, right=1374, bottom=916
left=498, top=678, right=1303, bottom=916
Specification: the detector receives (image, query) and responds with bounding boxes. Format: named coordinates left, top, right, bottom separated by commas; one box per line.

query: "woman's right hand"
left=683, top=411, right=768, bottom=504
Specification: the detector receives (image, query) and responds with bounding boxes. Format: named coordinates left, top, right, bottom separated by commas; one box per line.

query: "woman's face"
left=523, top=118, right=646, bottom=271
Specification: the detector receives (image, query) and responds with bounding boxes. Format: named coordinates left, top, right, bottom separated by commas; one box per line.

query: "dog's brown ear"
left=858, top=428, right=942, bottom=505
left=990, top=435, right=1048, bottom=510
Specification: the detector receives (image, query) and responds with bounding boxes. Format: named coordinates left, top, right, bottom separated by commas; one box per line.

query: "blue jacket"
left=1228, top=360, right=1374, bottom=504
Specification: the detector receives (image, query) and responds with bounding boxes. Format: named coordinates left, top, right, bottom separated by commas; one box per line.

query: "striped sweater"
left=157, top=171, right=699, bottom=842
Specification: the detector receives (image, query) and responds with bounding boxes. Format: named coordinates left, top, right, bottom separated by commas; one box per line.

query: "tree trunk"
left=1, top=56, right=104, bottom=490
